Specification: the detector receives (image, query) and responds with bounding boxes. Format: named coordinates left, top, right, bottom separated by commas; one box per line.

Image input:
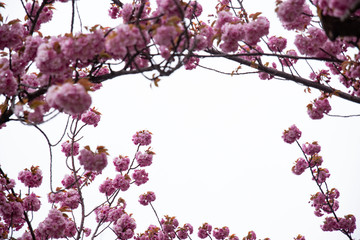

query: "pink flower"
left=243, top=231, right=256, bottom=240
left=95, top=205, right=111, bottom=222
left=23, top=193, right=41, bottom=211
left=139, top=191, right=156, bottom=206
left=161, top=215, right=179, bottom=238
left=185, top=1, right=203, bottom=18
left=109, top=6, right=120, bottom=19
left=113, top=155, right=130, bottom=172
left=153, top=25, right=178, bottom=47
left=60, top=189, right=80, bottom=209
left=81, top=108, right=101, bottom=127
left=0, top=58, right=18, bottom=97
left=99, top=178, right=116, bottom=196
left=184, top=56, right=200, bottom=70
left=18, top=166, right=43, bottom=188
left=113, top=174, right=131, bottom=191
left=307, top=98, right=331, bottom=120
left=61, top=141, right=80, bottom=157
left=37, top=209, right=67, bottom=238
left=177, top=223, right=194, bottom=239
left=309, top=154, right=323, bottom=167
left=35, top=40, right=69, bottom=75
left=136, top=150, right=154, bottom=167
left=213, top=226, right=230, bottom=240
left=132, top=130, right=152, bottom=146
left=0, top=22, right=26, bottom=50
left=198, top=223, right=212, bottom=239
left=302, top=142, right=321, bottom=155
left=291, top=158, right=308, bottom=175
left=276, top=0, right=312, bottom=30
left=78, top=146, right=108, bottom=172
left=313, top=168, right=330, bottom=184
left=61, top=173, right=80, bottom=188
left=267, top=36, right=287, bottom=52
left=113, top=213, right=137, bottom=239
left=132, top=169, right=149, bottom=186
left=243, top=16, right=270, bottom=46
left=46, top=83, right=92, bottom=115
left=282, top=124, right=301, bottom=144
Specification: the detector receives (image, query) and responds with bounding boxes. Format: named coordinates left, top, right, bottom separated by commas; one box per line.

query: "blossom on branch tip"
left=282, top=124, right=301, bottom=144
left=307, top=98, right=331, bottom=120
left=302, top=142, right=321, bottom=155
left=213, top=226, right=230, bottom=240
left=113, top=174, right=131, bottom=191
left=113, top=213, right=137, bottom=240
left=132, top=130, right=152, bottom=146
left=136, top=149, right=155, bottom=167
left=99, top=178, right=116, bottom=196
left=198, top=223, right=212, bottom=239
left=114, top=155, right=131, bottom=172
left=81, top=108, right=101, bottom=127
left=292, top=158, right=308, bottom=175
left=18, top=166, right=43, bottom=188
left=242, top=230, right=256, bottom=240
left=132, top=169, right=149, bottom=186
left=78, top=146, right=108, bottom=172
left=139, top=191, right=156, bottom=206
left=22, top=193, right=41, bottom=211
left=46, top=83, right=92, bottom=116
left=61, top=141, right=80, bottom=157
left=177, top=223, right=194, bottom=239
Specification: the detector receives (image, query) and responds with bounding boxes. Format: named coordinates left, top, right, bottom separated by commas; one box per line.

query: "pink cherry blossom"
left=113, top=174, right=131, bottom=191
left=161, top=215, right=179, bottom=238
left=302, top=142, right=321, bottom=155
left=0, top=22, right=26, bottom=50
left=37, top=208, right=67, bottom=238
left=243, top=231, right=256, bottom=240
left=198, top=223, right=212, bottom=239
left=292, top=158, right=309, bottom=175
left=136, top=150, right=154, bottom=167
left=0, top=58, right=18, bottom=97
left=18, top=166, right=43, bottom=188
left=22, top=193, right=41, bottom=211
left=113, top=213, right=137, bottom=239
left=78, top=147, right=108, bottom=172
left=46, top=82, right=92, bottom=115
left=81, top=108, right=101, bottom=127
left=177, top=223, right=194, bottom=239
left=243, top=16, right=270, bottom=46
left=61, top=141, right=80, bottom=157
left=113, top=155, right=131, bottom=172
left=213, top=226, right=230, bottom=240
left=139, top=191, right=156, bottom=206
left=307, top=98, right=331, bottom=120
left=132, top=169, right=149, bottom=186
left=60, top=189, right=80, bottom=209
left=313, top=168, right=330, bottom=184
left=132, top=130, right=152, bottom=146
left=282, top=124, right=302, bottom=144
left=99, top=178, right=116, bottom=196
left=267, top=36, right=287, bottom=52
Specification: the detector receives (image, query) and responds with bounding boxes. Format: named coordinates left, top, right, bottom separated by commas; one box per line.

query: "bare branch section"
left=205, top=49, right=360, bottom=104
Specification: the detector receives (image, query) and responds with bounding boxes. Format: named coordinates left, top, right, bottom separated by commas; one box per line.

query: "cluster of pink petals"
left=198, top=223, right=212, bottom=239
left=22, top=193, right=41, bottom=211
left=0, top=198, right=25, bottom=229
left=161, top=215, right=179, bottom=238
left=132, top=130, right=152, bottom=146
left=95, top=205, right=125, bottom=223
left=292, top=158, right=309, bottom=175
left=213, top=226, right=230, bottom=240
left=276, top=0, right=312, bottom=30
left=48, top=189, right=80, bottom=209
left=139, top=191, right=156, bottom=206
left=177, top=223, right=194, bottom=239
left=267, top=36, right=287, bottom=52
left=0, top=58, right=18, bottom=97
left=113, top=155, right=131, bottom=172
left=25, top=2, right=53, bottom=31
left=132, top=169, right=149, bottom=186
left=113, top=174, right=131, bottom=191
left=307, top=98, right=332, bottom=120
left=46, top=83, right=92, bottom=115
left=36, top=208, right=76, bottom=239
left=105, top=24, right=149, bottom=60
left=0, top=22, right=25, bottom=50
left=113, top=213, right=137, bottom=239
left=282, top=124, right=302, bottom=144
left=243, top=231, right=256, bottom=240
left=81, top=108, right=101, bottom=127
left=185, top=1, right=203, bottom=18
left=314, top=0, right=358, bottom=17
left=78, top=147, right=108, bottom=172
left=61, top=141, right=80, bottom=157
left=61, top=173, right=80, bottom=188
left=309, top=154, right=323, bottom=168
left=135, top=225, right=167, bottom=240
left=136, top=150, right=154, bottom=167
left=321, top=214, right=356, bottom=233
left=312, top=168, right=330, bottom=184
left=294, top=28, right=328, bottom=57
left=280, top=49, right=298, bottom=67
left=18, top=166, right=43, bottom=188
left=99, top=178, right=117, bottom=196
left=184, top=56, right=200, bottom=70
left=302, top=142, right=321, bottom=155
left=35, top=40, right=69, bottom=75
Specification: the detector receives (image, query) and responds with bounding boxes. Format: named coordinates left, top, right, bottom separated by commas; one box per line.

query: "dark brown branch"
left=206, top=48, right=360, bottom=104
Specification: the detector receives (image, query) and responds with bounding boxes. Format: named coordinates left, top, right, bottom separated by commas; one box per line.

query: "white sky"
left=1, top=0, right=360, bottom=239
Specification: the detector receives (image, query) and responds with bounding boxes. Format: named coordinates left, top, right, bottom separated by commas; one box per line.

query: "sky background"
left=1, top=0, right=360, bottom=239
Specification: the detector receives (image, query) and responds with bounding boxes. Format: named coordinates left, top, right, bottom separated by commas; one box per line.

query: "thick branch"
left=206, top=49, right=360, bottom=104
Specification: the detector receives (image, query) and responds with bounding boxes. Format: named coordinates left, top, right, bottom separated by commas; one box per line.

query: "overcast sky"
left=2, top=1, right=360, bottom=239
